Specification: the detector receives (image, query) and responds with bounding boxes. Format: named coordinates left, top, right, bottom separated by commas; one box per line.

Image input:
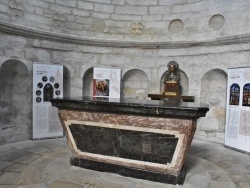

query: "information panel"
left=93, top=67, right=121, bottom=99
left=225, top=67, right=250, bottom=153
left=33, top=63, right=63, bottom=139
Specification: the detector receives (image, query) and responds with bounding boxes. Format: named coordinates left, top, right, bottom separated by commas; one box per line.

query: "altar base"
left=71, top=157, right=186, bottom=184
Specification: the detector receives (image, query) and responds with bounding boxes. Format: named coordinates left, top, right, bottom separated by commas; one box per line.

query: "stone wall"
left=1, top=0, right=250, bottom=41
left=1, top=0, right=250, bottom=144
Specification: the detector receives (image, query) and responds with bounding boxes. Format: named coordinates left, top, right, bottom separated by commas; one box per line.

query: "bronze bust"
left=148, top=60, right=195, bottom=102
left=163, top=61, right=180, bottom=96
left=164, top=61, right=180, bottom=83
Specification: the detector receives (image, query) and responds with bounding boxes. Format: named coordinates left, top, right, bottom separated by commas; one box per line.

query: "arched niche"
left=63, top=66, right=71, bottom=97
left=160, top=70, right=189, bottom=95
left=121, top=69, right=148, bottom=100
left=82, top=67, right=93, bottom=97
left=0, top=59, right=31, bottom=144
left=199, top=69, right=227, bottom=133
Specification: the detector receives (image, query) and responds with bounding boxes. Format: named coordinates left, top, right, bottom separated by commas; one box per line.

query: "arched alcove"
left=63, top=66, right=71, bottom=98
left=121, top=69, right=148, bottom=100
left=160, top=70, right=189, bottom=95
left=82, top=67, right=94, bottom=97
left=0, top=59, right=31, bottom=145
left=198, top=69, right=227, bottom=142
left=201, top=68, right=227, bottom=111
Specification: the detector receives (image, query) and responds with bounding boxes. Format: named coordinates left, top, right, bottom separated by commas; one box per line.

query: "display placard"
left=225, top=67, right=250, bottom=153
left=33, top=63, right=63, bottom=139
left=93, top=67, right=121, bottom=98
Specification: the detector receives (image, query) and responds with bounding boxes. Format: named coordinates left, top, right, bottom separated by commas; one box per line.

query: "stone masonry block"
left=79, top=46, right=113, bottom=54
left=157, top=49, right=189, bottom=57
left=26, top=0, right=49, bottom=8
left=94, top=3, right=114, bottom=13
left=124, top=81, right=141, bottom=88
left=72, top=9, right=90, bottom=17
left=65, top=14, right=75, bottom=22
left=33, top=40, right=77, bottom=51
left=52, top=52, right=85, bottom=62
left=44, top=0, right=55, bottom=2
left=141, top=82, right=148, bottom=89
left=107, top=27, right=129, bottom=34
left=43, top=9, right=55, bottom=17
left=125, top=0, right=157, bottom=6
left=111, top=14, right=141, bottom=21
left=0, top=0, right=9, bottom=6
left=35, top=7, right=43, bottom=15
left=0, top=3, right=8, bottom=13
left=145, top=21, right=167, bottom=29
left=50, top=4, right=72, bottom=14
left=75, top=16, right=91, bottom=24
left=188, top=0, right=201, bottom=3
left=65, top=22, right=83, bottom=30
left=149, top=6, right=171, bottom=15
left=115, top=5, right=147, bottom=15
left=159, top=0, right=187, bottom=5
left=148, top=80, right=161, bottom=89
left=112, top=0, right=124, bottom=5
left=4, top=47, right=25, bottom=59
left=0, top=49, right=4, bottom=56
left=70, top=87, right=82, bottom=97
left=35, top=22, right=52, bottom=31
left=199, top=117, right=219, bottom=131
left=92, top=12, right=110, bottom=19
left=105, top=20, right=129, bottom=28
left=25, top=5, right=35, bottom=13
left=78, top=1, right=94, bottom=10
left=172, top=1, right=209, bottom=13
left=151, top=68, right=159, bottom=80
left=147, top=89, right=160, bottom=94
left=143, top=15, right=163, bottom=21
left=86, top=0, right=111, bottom=4
left=25, top=48, right=51, bottom=62
left=0, top=34, right=27, bottom=49
left=121, top=49, right=139, bottom=56
left=0, top=12, right=10, bottom=22
left=101, top=55, right=131, bottom=66
left=25, top=13, right=51, bottom=24
left=136, top=89, right=146, bottom=95
left=56, top=0, right=77, bottom=7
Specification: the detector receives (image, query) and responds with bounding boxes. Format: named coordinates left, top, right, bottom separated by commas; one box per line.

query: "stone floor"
left=0, top=137, right=250, bottom=188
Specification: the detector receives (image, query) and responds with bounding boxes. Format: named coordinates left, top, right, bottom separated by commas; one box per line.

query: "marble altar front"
left=50, top=97, right=209, bottom=185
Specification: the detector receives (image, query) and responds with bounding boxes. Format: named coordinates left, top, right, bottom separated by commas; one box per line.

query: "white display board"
left=93, top=67, right=121, bottom=98
left=33, top=63, right=63, bottom=139
left=225, top=67, right=250, bottom=153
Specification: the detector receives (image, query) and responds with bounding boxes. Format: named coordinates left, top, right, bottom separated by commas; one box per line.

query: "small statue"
left=164, top=61, right=180, bottom=83
left=163, top=61, right=180, bottom=96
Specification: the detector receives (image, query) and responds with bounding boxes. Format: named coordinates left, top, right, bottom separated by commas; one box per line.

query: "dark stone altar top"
left=51, top=96, right=208, bottom=119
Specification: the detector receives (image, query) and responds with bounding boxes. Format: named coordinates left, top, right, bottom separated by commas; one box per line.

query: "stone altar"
left=50, top=97, right=209, bottom=185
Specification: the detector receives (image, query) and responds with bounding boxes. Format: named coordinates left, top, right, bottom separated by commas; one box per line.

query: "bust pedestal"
left=163, top=81, right=180, bottom=96
left=148, top=81, right=194, bottom=102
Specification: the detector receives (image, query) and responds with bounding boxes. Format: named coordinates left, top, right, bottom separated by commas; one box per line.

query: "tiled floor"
left=0, top=137, right=249, bottom=188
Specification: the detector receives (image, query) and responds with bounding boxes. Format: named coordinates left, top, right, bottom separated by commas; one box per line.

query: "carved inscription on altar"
left=69, top=124, right=178, bottom=164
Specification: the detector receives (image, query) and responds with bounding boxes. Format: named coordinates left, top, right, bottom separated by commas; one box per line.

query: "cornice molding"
left=0, top=20, right=250, bottom=49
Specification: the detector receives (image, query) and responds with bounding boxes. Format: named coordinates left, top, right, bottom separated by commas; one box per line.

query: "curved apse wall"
left=1, top=0, right=250, bottom=144
left=1, top=0, right=250, bottom=42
